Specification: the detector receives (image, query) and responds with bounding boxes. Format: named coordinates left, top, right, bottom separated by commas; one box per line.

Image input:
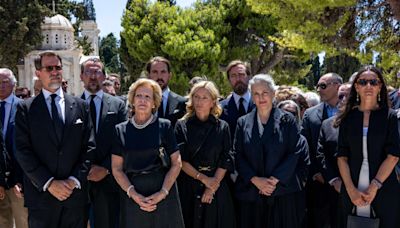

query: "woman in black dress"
left=111, top=78, right=184, bottom=228
left=335, top=65, right=400, bottom=228
left=175, top=81, right=235, bottom=228
left=234, top=74, right=306, bottom=228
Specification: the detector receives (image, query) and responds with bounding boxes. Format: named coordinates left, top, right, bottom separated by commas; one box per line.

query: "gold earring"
left=356, top=93, right=359, bottom=102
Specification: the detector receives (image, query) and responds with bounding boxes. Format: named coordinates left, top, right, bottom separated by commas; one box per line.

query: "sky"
left=92, top=0, right=196, bottom=39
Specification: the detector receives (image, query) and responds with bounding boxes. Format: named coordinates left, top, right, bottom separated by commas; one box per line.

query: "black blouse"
left=174, top=115, right=233, bottom=172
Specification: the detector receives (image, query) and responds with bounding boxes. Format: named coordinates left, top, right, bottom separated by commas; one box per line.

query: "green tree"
left=0, top=0, right=49, bottom=70
left=99, top=33, right=121, bottom=73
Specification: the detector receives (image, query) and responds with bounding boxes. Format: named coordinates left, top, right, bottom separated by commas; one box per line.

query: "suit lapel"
left=36, top=93, right=59, bottom=146
left=62, top=95, right=77, bottom=143
left=227, top=96, right=239, bottom=117
left=167, top=92, right=178, bottom=117
left=316, top=103, right=325, bottom=122
left=98, top=94, right=109, bottom=132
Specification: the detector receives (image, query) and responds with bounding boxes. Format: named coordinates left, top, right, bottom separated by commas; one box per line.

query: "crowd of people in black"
left=0, top=52, right=399, bottom=228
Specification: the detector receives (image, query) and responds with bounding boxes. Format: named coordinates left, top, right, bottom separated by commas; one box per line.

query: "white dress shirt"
left=232, top=91, right=251, bottom=112
left=83, top=89, right=104, bottom=132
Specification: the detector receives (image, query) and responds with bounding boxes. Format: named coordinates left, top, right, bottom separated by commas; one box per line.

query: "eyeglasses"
left=42, top=65, right=62, bottom=72
left=84, top=69, right=104, bottom=77
left=316, top=82, right=338, bottom=90
left=356, top=79, right=380, bottom=87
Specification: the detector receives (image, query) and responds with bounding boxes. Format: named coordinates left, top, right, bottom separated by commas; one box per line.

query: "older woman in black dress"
left=111, top=78, right=184, bottom=228
left=175, top=81, right=235, bottom=228
left=234, top=74, right=306, bottom=228
left=335, top=66, right=400, bottom=228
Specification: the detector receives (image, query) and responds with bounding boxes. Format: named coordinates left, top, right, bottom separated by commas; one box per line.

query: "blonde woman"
left=175, top=81, right=235, bottom=228
left=111, top=78, right=184, bottom=228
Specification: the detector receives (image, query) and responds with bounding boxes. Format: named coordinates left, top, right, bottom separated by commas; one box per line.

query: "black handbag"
left=347, top=207, right=380, bottom=228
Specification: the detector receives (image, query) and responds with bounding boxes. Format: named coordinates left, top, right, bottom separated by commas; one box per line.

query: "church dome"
left=40, top=14, right=75, bottom=50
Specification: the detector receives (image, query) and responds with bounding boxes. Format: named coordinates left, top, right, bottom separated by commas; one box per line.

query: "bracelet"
left=195, top=172, right=201, bottom=180
left=372, top=178, right=383, bottom=189
left=126, top=185, right=134, bottom=198
left=161, top=187, right=169, bottom=196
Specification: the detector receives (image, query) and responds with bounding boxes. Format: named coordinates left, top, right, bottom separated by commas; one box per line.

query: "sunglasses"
left=356, top=79, right=380, bottom=87
left=316, top=82, right=337, bottom=90
left=42, top=65, right=62, bottom=72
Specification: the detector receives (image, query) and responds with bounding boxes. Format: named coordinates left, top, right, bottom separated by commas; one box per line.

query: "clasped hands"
left=130, top=188, right=168, bottom=212
left=48, top=179, right=77, bottom=201
left=348, top=183, right=378, bottom=207
left=200, top=175, right=220, bottom=204
left=252, top=176, right=279, bottom=196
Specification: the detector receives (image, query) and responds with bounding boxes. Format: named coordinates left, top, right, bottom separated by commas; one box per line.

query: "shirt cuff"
left=328, top=177, right=339, bottom=185
left=43, top=177, right=54, bottom=191
left=68, top=176, right=81, bottom=189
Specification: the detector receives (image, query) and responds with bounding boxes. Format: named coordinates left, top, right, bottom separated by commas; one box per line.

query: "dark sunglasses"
left=42, top=65, right=62, bottom=72
left=356, top=79, right=380, bottom=87
left=316, top=82, right=337, bottom=90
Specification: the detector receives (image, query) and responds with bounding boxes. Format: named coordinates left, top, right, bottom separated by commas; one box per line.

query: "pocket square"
left=75, top=119, right=83, bottom=124
left=107, top=111, right=116, bottom=114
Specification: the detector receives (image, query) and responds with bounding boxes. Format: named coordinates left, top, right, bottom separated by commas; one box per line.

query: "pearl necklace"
left=131, top=115, right=154, bottom=129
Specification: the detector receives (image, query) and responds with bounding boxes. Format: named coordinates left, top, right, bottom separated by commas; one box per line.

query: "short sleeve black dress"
left=175, top=115, right=235, bottom=228
left=112, top=117, right=184, bottom=228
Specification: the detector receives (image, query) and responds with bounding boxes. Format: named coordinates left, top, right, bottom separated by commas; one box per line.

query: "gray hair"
left=304, top=91, right=320, bottom=107
left=0, top=68, right=17, bottom=85
left=249, top=74, right=276, bottom=93
left=277, top=100, right=301, bottom=122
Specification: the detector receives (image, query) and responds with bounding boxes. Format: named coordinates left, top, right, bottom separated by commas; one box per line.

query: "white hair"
left=304, top=91, right=320, bottom=107
left=0, top=68, right=17, bottom=85
left=249, top=74, right=276, bottom=93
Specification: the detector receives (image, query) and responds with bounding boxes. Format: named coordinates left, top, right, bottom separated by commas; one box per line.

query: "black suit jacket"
left=164, top=91, right=186, bottom=127
left=233, top=108, right=304, bottom=201
left=316, top=117, right=339, bottom=182
left=389, top=89, right=400, bottom=109
left=301, top=102, right=328, bottom=176
left=220, top=95, right=255, bottom=140
left=15, top=92, right=96, bottom=209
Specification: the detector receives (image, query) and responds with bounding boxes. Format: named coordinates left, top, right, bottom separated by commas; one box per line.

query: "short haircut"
left=249, top=74, right=276, bottom=94
left=145, top=56, right=171, bottom=73
left=0, top=68, right=17, bottom=85
left=107, top=73, right=121, bottom=79
left=80, top=57, right=105, bottom=75
left=102, top=79, right=114, bottom=86
left=183, top=80, right=222, bottom=119
left=127, top=78, right=162, bottom=114
left=34, top=51, right=62, bottom=70
left=226, top=60, right=251, bottom=79
left=322, top=72, right=343, bottom=84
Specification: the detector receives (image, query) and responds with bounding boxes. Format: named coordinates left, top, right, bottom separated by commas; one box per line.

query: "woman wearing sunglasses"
left=334, top=65, right=400, bottom=228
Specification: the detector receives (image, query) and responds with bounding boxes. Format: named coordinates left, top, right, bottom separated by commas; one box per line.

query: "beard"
left=233, top=82, right=248, bottom=95
left=48, top=82, right=61, bottom=90
left=156, top=79, right=166, bottom=90
left=86, top=81, right=101, bottom=93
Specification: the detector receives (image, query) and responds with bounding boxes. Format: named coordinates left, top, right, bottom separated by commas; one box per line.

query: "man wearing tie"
left=15, top=51, right=95, bottom=228
left=0, top=68, right=27, bottom=228
left=220, top=60, right=255, bottom=140
left=146, top=56, right=186, bottom=126
left=80, top=57, right=127, bottom=228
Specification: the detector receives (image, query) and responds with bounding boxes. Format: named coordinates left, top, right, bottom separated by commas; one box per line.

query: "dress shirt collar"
left=42, top=87, right=64, bottom=100
left=232, top=90, right=251, bottom=108
left=0, top=94, right=14, bottom=104
left=162, top=87, right=170, bottom=100
left=83, top=89, right=104, bottom=101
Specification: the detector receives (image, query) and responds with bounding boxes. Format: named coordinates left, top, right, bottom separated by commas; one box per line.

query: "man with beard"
left=301, top=72, right=342, bottom=228
left=15, top=51, right=95, bottom=228
left=315, top=83, right=351, bottom=228
left=80, top=57, right=127, bottom=228
left=220, top=60, right=255, bottom=140
left=146, top=56, right=186, bottom=127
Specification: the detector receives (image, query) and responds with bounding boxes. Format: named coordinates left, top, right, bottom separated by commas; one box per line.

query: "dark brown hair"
left=34, top=52, right=62, bottom=70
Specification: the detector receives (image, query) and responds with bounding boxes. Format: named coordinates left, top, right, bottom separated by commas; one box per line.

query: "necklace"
left=131, top=114, right=154, bottom=129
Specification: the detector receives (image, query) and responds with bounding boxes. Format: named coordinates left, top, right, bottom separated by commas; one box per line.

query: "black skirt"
left=238, top=191, right=305, bottom=228
left=120, top=169, right=184, bottom=228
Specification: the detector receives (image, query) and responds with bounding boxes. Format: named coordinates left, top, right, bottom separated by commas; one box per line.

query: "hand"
left=130, top=191, right=157, bottom=212
left=313, top=173, right=325, bottom=184
left=200, top=175, right=220, bottom=193
left=0, top=186, right=5, bottom=200
left=144, top=190, right=167, bottom=206
left=13, top=183, right=24, bottom=198
left=363, top=184, right=378, bottom=205
left=87, top=165, right=109, bottom=182
left=332, top=179, right=342, bottom=193
left=48, top=180, right=74, bottom=201
left=251, top=177, right=275, bottom=196
left=348, top=188, right=368, bottom=207
left=201, top=188, right=214, bottom=204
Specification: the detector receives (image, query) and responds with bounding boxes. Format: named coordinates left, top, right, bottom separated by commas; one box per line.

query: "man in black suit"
left=316, top=83, right=351, bottom=228
left=220, top=60, right=255, bottom=139
left=0, top=68, right=27, bottom=228
left=15, top=51, right=95, bottom=228
left=146, top=56, right=186, bottom=126
left=301, top=72, right=342, bottom=228
left=80, top=57, right=127, bottom=228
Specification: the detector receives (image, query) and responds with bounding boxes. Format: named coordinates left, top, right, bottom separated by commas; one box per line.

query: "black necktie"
left=50, top=94, right=63, bottom=141
left=238, top=97, right=246, bottom=117
left=0, top=101, right=5, bottom=128
left=158, top=98, right=164, bottom=118
left=90, top=95, right=97, bottom=132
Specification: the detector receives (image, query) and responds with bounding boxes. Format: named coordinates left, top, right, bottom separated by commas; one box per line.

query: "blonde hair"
left=183, top=81, right=222, bottom=119
left=128, top=78, right=162, bottom=114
